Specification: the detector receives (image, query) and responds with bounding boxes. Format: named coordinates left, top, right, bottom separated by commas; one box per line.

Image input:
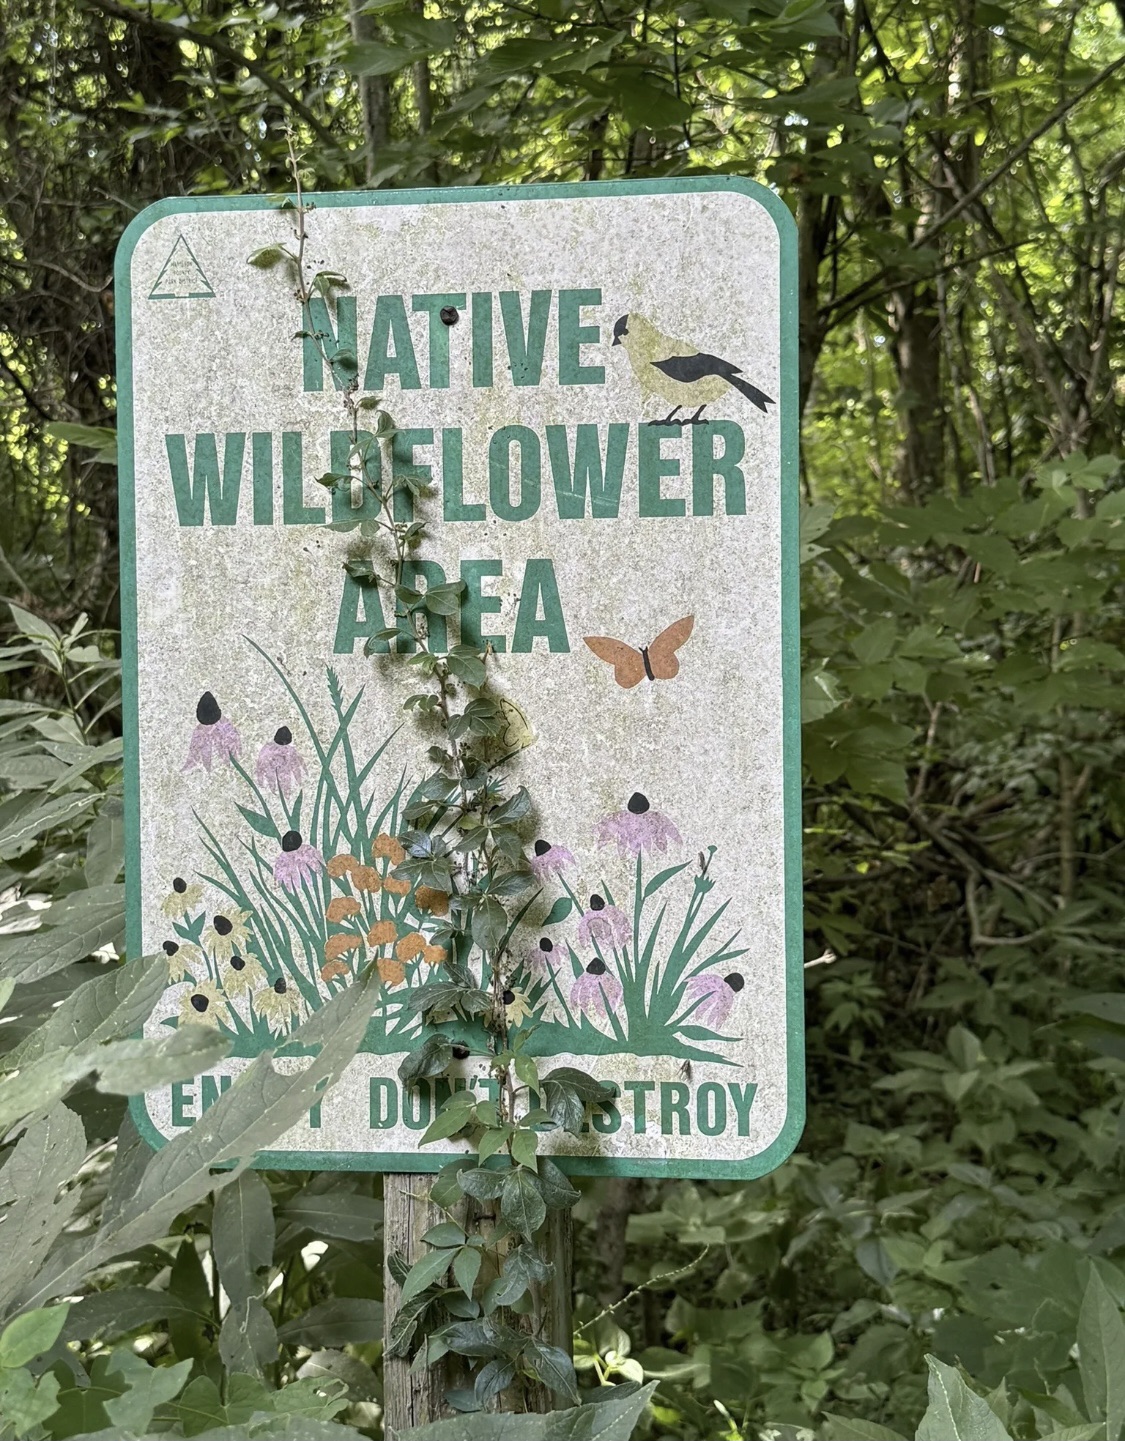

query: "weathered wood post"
left=382, top=1175, right=572, bottom=1437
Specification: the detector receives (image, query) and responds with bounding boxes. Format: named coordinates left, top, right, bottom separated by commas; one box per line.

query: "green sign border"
left=116, top=177, right=802, bottom=1180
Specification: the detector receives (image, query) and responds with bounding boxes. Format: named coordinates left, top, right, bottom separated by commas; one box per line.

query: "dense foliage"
left=2, top=0, right=1125, bottom=1437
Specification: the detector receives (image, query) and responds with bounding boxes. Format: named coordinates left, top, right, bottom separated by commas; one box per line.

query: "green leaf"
left=536, top=1158, right=580, bottom=1211
left=388, top=1381, right=656, bottom=1438
left=458, top=1167, right=508, bottom=1202
left=1078, top=1267, right=1125, bottom=1441
left=399, top=1247, right=455, bottom=1304
left=247, top=244, right=286, bottom=269
left=522, top=1339, right=580, bottom=1405
left=423, top=1222, right=467, bottom=1248
left=821, top=1418, right=908, bottom=1441
left=212, top=1171, right=275, bottom=1306
left=541, top=897, right=573, bottom=926
left=500, top=1168, right=546, bottom=1240
left=277, top=1299, right=384, bottom=1350
left=916, top=1356, right=1012, bottom=1441
left=236, top=804, right=280, bottom=839
left=102, top=1349, right=193, bottom=1432
left=510, top=1128, right=538, bottom=1170
left=0, top=1367, right=60, bottom=1435
left=453, top=1245, right=483, bottom=1299
left=399, top=1033, right=454, bottom=1086
left=43, top=422, right=117, bottom=464
left=0, top=1303, right=69, bottom=1367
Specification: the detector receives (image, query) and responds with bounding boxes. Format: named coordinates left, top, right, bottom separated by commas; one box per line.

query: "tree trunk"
left=349, top=0, right=390, bottom=186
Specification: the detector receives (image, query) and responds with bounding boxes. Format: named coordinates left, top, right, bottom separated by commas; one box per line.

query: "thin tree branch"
left=82, top=0, right=340, bottom=154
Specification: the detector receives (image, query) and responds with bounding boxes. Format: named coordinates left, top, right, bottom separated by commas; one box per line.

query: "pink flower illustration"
left=577, top=894, right=630, bottom=948
left=595, top=792, right=680, bottom=858
left=684, top=971, right=744, bottom=1028
left=183, top=692, right=240, bottom=772
left=273, top=830, right=324, bottom=893
left=530, top=839, right=576, bottom=881
left=570, top=959, right=622, bottom=1019
left=256, top=725, right=306, bottom=797
left=526, top=936, right=556, bottom=976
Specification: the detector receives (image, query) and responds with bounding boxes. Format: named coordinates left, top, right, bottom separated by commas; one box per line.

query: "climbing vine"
left=249, top=131, right=611, bottom=1414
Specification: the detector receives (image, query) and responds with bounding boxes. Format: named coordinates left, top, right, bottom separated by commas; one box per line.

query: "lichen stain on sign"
left=116, top=180, right=802, bottom=1180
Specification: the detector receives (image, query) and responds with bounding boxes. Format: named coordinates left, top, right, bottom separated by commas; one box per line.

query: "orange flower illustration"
left=367, top=919, right=397, bottom=947
left=326, top=896, right=361, bottom=922
left=378, top=956, right=406, bottom=985
left=325, top=932, right=362, bottom=961
left=351, top=865, right=382, bottom=892
left=395, top=933, right=426, bottom=961
left=327, top=853, right=358, bottom=878
left=415, top=885, right=449, bottom=916
left=383, top=876, right=411, bottom=896
left=422, top=943, right=447, bottom=966
left=373, top=833, right=406, bottom=865
left=320, top=957, right=349, bottom=982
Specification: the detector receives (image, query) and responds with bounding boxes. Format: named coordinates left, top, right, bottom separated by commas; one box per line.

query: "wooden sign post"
left=115, top=178, right=801, bottom=1431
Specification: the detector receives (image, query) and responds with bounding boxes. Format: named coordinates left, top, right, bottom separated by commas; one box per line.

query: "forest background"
left=2, top=0, right=1125, bottom=1437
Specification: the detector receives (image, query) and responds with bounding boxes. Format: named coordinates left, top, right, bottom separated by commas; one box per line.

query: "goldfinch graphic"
left=611, top=313, right=774, bottom=424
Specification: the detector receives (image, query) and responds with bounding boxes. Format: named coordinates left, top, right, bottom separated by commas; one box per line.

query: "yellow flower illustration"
left=377, top=956, right=406, bottom=986
left=367, top=919, right=397, bottom=947
left=162, top=940, right=202, bottom=983
left=221, top=953, right=265, bottom=998
left=373, top=833, right=406, bottom=865
left=253, top=977, right=301, bottom=1033
left=202, top=908, right=250, bottom=960
left=161, top=877, right=204, bottom=918
left=177, top=981, right=225, bottom=1029
left=326, top=896, right=361, bottom=923
left=503, top=987, right=533, bottom=1025
left=415, top=885, right=449, bottom=916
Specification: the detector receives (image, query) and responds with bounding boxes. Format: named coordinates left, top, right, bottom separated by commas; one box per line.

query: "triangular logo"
left=148, top=234, right=215, bottom=300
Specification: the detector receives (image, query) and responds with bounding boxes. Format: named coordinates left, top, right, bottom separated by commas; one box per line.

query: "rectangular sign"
left=117, top=178, right=802, bottom=1178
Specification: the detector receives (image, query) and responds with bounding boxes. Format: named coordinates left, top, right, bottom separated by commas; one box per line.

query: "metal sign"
left=117, top=179, right=802, bottom=1179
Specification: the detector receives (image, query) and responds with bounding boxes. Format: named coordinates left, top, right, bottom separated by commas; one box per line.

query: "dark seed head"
left=230, top=955, right=246, bottom=971
left=589, top=894, right=605, bottom=912
left=196, top=692, right=221, bottom=726
left=190, top=993, right=209, bottom=1013
left=502, top=989, right=515, bottom=1006
left=587, top=959, right=607, bottom=976
left=162, top=940, right=179, bottom=956
left=214, top=915, right=233, bottom=935
left=274, top=725, right=293, bottom=745
left=281, top=830, right=302, bottom=853
left=627, top=792, right=649, bottom=815
left=173, top=877, right=187, bottom=893
left=533, top=839, right=551, bottom=856
left=451, top=1043, right=471, bottom=1060
left=538, top=937, right=553, bottom=952
left=439, top=305, right=459, bottom=325
left=274, top=977, right=287, bottom=994
left=724, top=972, right=745, bottom=993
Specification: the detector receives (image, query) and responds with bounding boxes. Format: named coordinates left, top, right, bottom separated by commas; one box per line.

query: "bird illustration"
left=611, top=313, right=774, bottom=425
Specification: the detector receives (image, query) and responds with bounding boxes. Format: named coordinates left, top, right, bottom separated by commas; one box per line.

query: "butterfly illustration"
left=583, top=615, right=694, bottom=689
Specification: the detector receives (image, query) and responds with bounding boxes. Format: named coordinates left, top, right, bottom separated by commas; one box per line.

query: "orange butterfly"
left=583, top=616, right=694, bottom=689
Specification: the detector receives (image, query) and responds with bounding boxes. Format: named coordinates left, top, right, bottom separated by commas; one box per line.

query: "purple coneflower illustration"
left=273, top=830, right=325, bottom=893
left=578, top=894, right=630, bottom=948
left=526, top=936, right=556, bottom=975
left=256, top=725, right=305, bottom=797
left=529, top=839, right=576, bottom=881
left=570, top=958, right=623, bottom=1020
left=595, top=792, right=681, bottom=857
left=183, top=692, right=241, bottom=772
left=684, top=971, right=744, bottom=1028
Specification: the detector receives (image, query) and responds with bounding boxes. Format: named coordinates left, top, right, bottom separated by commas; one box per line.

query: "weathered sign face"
left=117, top=179, right=801, bottom=1179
